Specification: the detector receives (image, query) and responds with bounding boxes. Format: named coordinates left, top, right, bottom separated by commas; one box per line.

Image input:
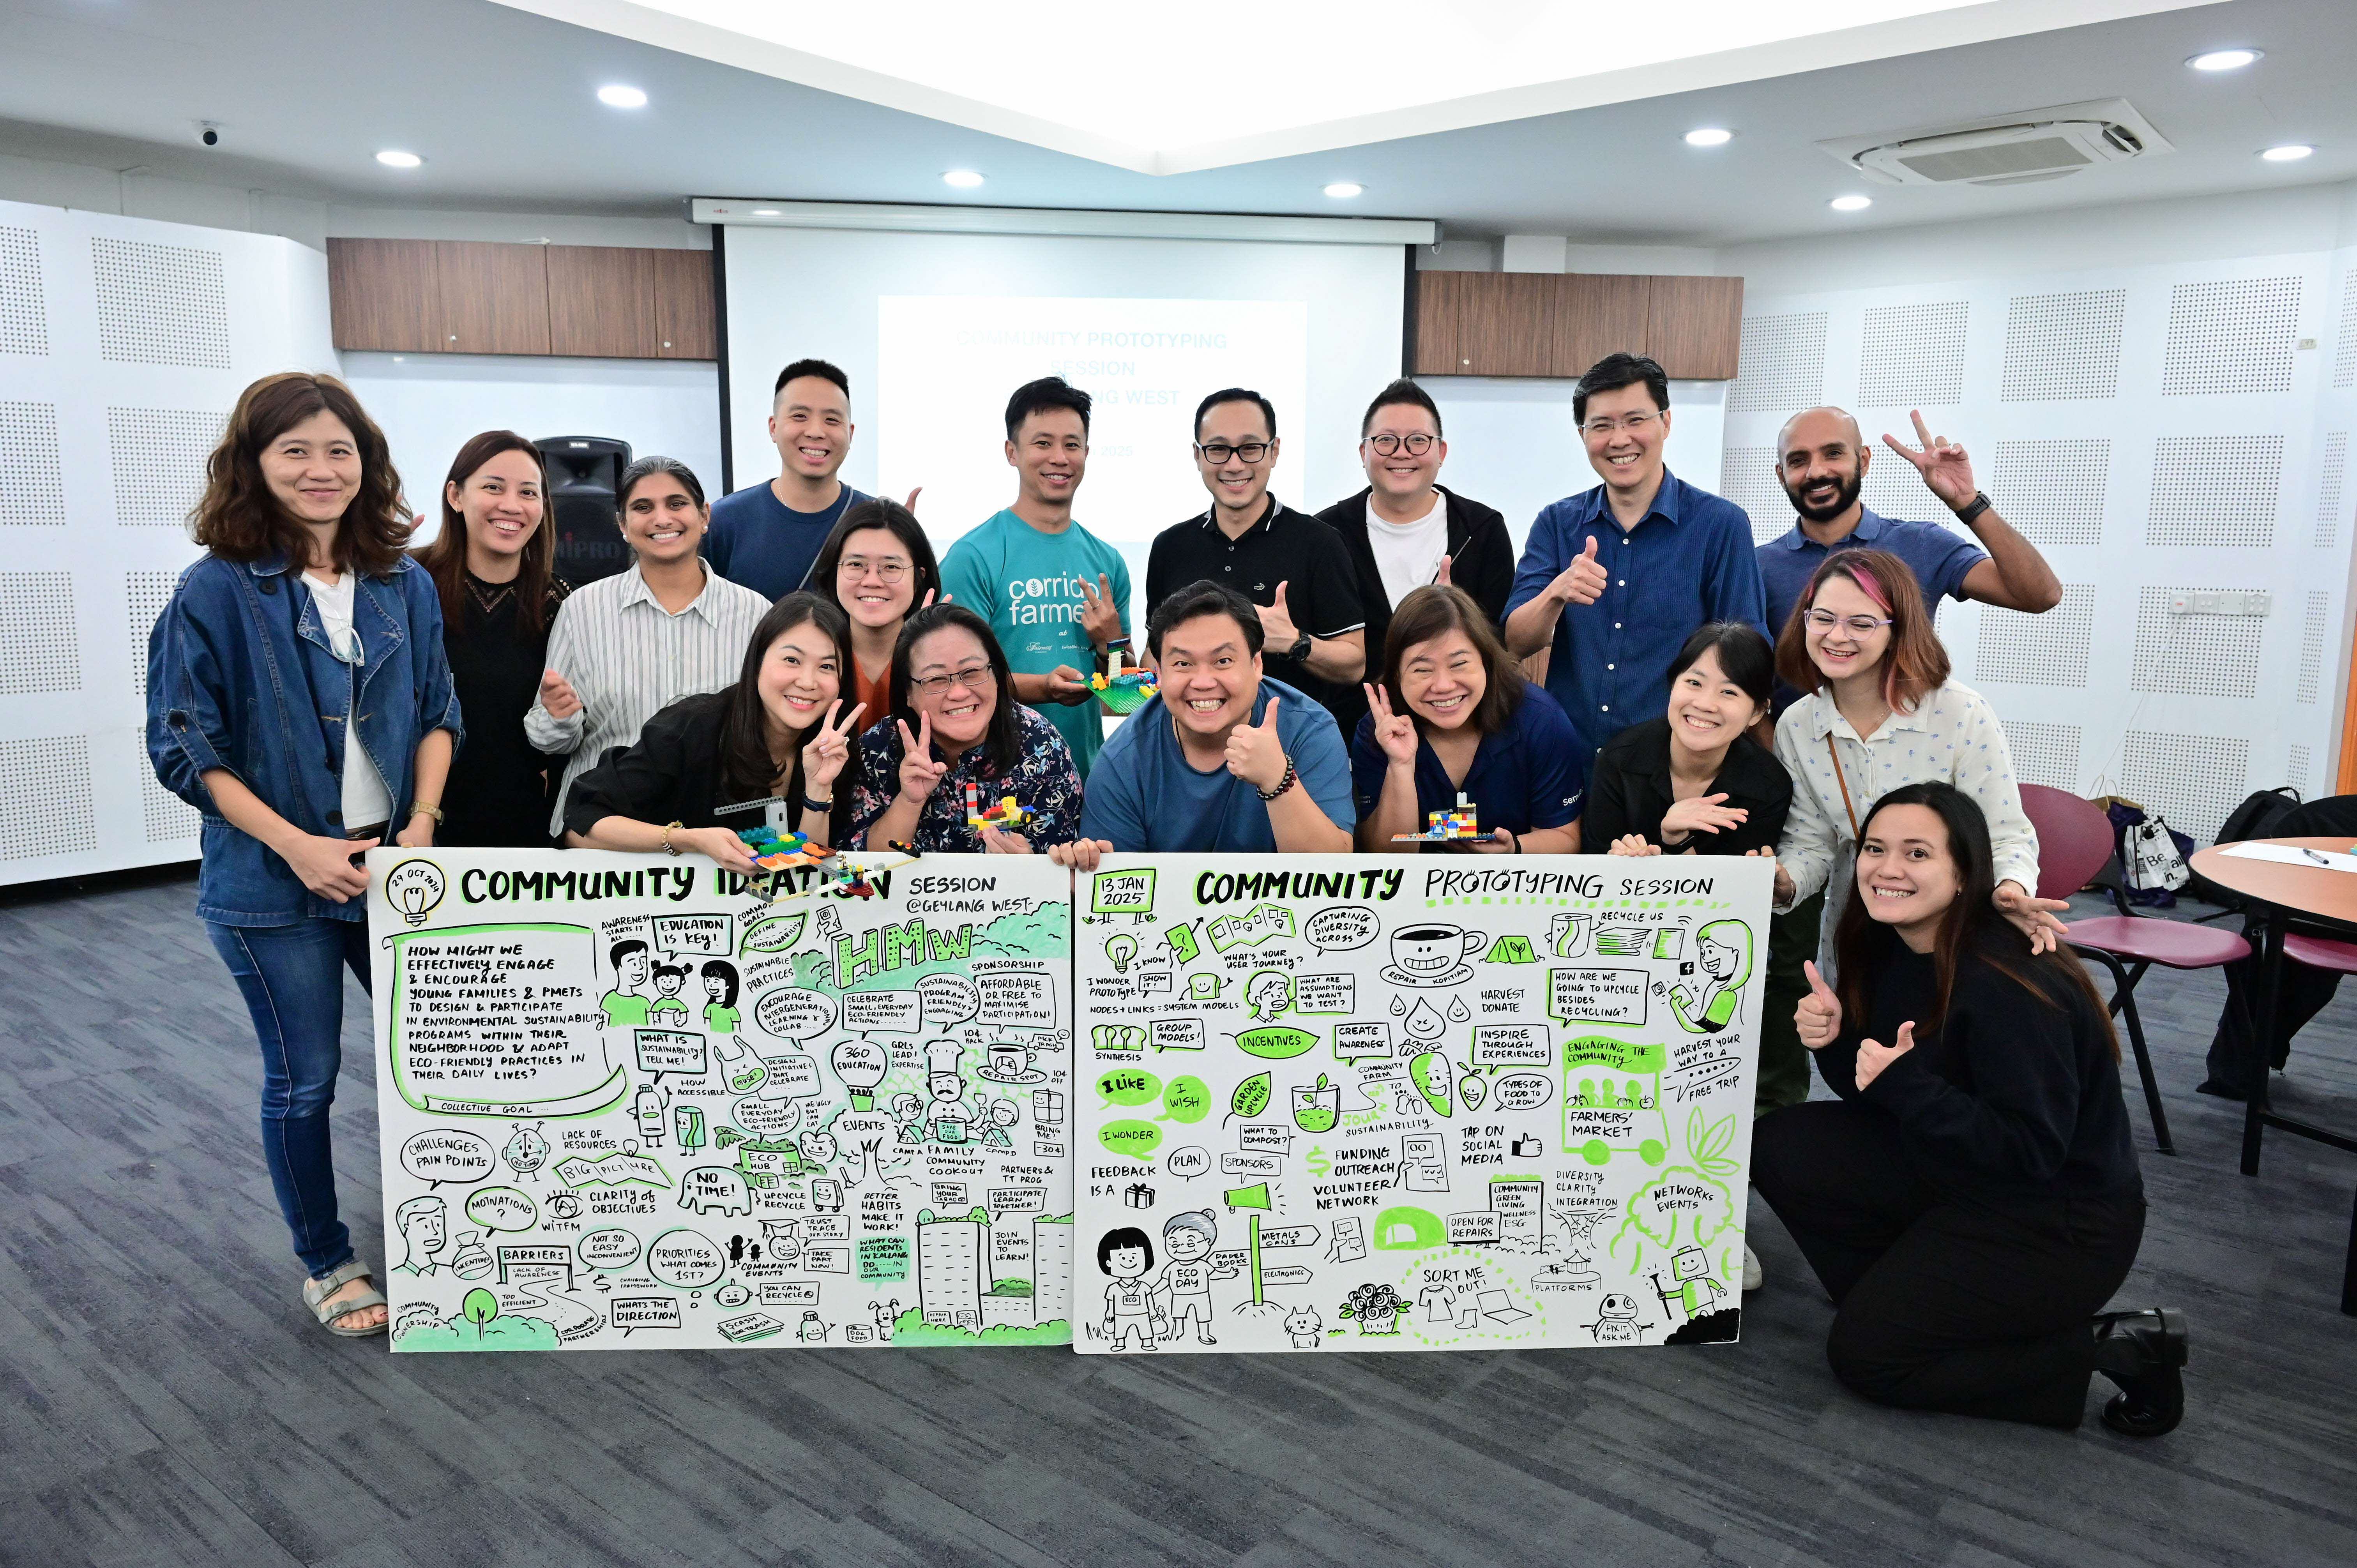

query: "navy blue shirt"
left=1080, top=678, right=1354, bottom=852
left=1504, top=469, right=1767, bottom=771
left=1756, top=507, right=1986, bottom=636
left=1349, top=680, right=1585, bottom=843
left=703, top=481, right=869, bottom=601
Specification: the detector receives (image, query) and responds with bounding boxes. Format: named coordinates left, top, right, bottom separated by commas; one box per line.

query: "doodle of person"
left=1656, top=1245, right=1728, bottom=1321
left=968, top=1093, right=1018, bottom=1148
left=1154, top=1210, right=1240, bottom=1345
left=890, top=1091, right=927, bottom=1146
left=1245, top=971, right=1292, bottom=1024
left=389, top=1195, right=449, bottom=1277
left=1588, top=1292, right=1647, bottom=1344
left=700, top=959, right=742, bottom=1033
left=600, top=939, right=652, bottom=1027
left=759, top=1218, right=803, bottom=1262
left=1284, top=1304, right=1324, bottom=1349
left=1655, top=919, right=1751, bottom=1035
left=647, top=961, right=692, bottom=1025
left=1096, top=1227, right=1167, bottom=1351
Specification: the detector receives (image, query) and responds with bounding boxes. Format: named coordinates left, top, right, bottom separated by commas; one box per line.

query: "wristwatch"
left=1286, top=631, right=1312, bottom=662
left=1954, top=490, right=1993, bottom=525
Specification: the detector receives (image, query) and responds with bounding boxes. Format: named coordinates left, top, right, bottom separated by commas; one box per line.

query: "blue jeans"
left=206, top=916, right=371, bottom=1279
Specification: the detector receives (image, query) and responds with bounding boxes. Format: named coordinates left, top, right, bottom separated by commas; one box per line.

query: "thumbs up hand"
left=1224, top=692, right=1290, bottom=792
left=1855, top=1021, right=1916, bottom=1089
left=1796, top=959, right=1842, bottom=1050
left=1257, top=581, right=1300, bottom=650
left=1551, top=533, right=1608, bottom=606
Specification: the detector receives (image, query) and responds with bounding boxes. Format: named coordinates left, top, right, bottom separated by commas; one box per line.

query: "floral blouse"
left=849, top=702, right=1084, bottom=852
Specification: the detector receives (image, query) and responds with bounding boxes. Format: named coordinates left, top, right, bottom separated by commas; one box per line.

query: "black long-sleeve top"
left=1582, top=716, right=1791, bottom=855
left=562, top=692, right=855, bottom=847
left=438, top=575, right=569, bottom=847
left=1820, top=942, right=2142, bottom=1202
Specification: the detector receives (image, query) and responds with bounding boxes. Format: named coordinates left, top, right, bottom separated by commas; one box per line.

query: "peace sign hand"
left=1257, top=581, right=1300, bottom=649
left=1855, top=1021, right=1916, bottom=1090
left=1077, top=572, right=1125, bottom=648
left=1223, top=693, right=1289, bottom=791
left=1550, top=534, right=1607, bottom=606
left=1365, top=682, right=1418, bottom=767
left=894, top=713, right=948, bottom=802
left=1796, top=959, right=1842, bottom=1050
left=798, top=700, right=866, bottom=794
left=1434, top=554, right=1453, bottom=588
left=1882, top=410, right=1978, bottom=512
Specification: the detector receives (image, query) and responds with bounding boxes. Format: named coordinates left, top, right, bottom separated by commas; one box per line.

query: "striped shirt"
left=525, top=562, right=771, bottom=834
left=1773, top=678, right=2041, bottom=960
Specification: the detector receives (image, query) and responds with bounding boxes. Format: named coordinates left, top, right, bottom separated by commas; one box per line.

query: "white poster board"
left=1071, top=855, right=1771, bottom=1353
left=368, top=849, right=1073, bottom=1351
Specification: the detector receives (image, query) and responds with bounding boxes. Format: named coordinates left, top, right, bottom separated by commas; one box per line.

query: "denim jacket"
left=147, top=551, right=463, bottom=925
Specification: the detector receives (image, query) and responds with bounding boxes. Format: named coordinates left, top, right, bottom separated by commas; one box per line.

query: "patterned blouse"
left=849, top=702, right=1084, bottom=852
left=1773, top=678, right=2041, bottom=958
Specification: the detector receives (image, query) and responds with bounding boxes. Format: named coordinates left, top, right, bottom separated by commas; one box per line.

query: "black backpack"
left=2183, top=787, right=2303, bottom=908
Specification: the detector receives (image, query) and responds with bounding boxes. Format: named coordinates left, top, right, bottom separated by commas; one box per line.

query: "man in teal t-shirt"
left=939, top=376, right=1132, bottom=777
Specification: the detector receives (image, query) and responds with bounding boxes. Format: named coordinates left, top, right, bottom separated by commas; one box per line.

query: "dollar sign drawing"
left=1306, top=1145, right=1330, bottom=1179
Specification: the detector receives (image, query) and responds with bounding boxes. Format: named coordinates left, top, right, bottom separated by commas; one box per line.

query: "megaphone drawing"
left=1222, top=1181, right=1271, bottom=1211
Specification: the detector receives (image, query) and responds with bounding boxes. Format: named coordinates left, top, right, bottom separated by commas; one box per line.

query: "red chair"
left=2020, top=784, right=2253, bottom=1156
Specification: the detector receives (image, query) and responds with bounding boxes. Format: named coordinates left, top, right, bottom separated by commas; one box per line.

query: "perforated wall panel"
left=1977, top=583, right=2094, bottom=688
left=0, top=736, right=100, bottom=860
left=2297, top=590, right=2330, bottom=706
left=1856, top=301, right=1969, bottom=408
left=0, top=400, right=65, bottom=526
left=1716, top=445, right=1792, bottom=544
left=125, top=569, right=177, bottom=700
left=1988, top=440, right=2108, bottom=547
left=91, top=236, right=231, bottom=370
left=1728, top=312, right=1827, bottom=413
left=2160, top=276, right=2301, bottom=397
left=109, top=406, right=226, bottom=528
left=0, top=572, right=81, bottom=696
left=2319, top=432, right=2348, bottom=551
left=2290, top=744, right=2314, bottom=796
left=2000, top=289, right=2124, bottom=401
left=2132, top=587, right=2262, bottom=699
left=141, top=769, right=198, bottom=844
left=2335, top=272, right=2357, bottom=390
left=1859, top=450, right=1941, bottom=523
left=2146, top=436, right=2282, bottom=548
left=2001, top=720, right=2081, bottom=791
left=0, top=225, right=44, bottom=358
left=2120, top=729, right=2248, bottom=841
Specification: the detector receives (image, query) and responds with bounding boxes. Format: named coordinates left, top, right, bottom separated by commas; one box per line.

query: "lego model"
left=965, top=784, right=1034, bottom=833
left=716, top=800, right=916, bottom=903
left=1392, top=792, right=1483, bottom=843
left=1088, top=646, right=1160, bottom=715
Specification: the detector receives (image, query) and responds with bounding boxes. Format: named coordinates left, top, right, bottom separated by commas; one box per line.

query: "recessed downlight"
left=2187, top=48, right=2262, bottom=72
left=597, top=84, right=648, bottom=109
left=375, top=149, right=423, bottom=168
left=942, top=169, right=985, bottom=188
left=1829, top=194, right=1873, bottom=212
left=1323, top=181, right=1364, bottom=198
left=1683, top=128, right=1733, bottom=147
left=2260, top=143, right=2315, bottom=162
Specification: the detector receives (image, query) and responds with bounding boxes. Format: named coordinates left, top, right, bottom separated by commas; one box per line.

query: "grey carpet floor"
left=1, top=866, right=2351, bottom=1568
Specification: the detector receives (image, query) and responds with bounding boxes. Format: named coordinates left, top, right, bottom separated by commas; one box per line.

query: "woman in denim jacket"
left=147, top=373, right=462, bottom=1337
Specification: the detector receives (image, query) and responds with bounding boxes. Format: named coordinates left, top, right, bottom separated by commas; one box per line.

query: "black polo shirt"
left=1144, top=497, right=1366, bottom=718
left=1581, top=715, right=1791, bottom=855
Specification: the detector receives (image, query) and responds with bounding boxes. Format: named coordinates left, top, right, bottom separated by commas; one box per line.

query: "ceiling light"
left=1829, top=194, right=1873, bottom=212
left=1323, top=181, right=1364, bottom=198
left=375, top=149, right=422, bottom=168
left=2260, top=143, right=2315, bottom=162
left=942, top=169, right=985, bottom=188
left=751, top=208, right=781, bottom=216
left=1684, top=128, right=1733, bottom=147
left=597, top=84, right=649, bottom=109
left=2187, top=49, right=2261, bottom=72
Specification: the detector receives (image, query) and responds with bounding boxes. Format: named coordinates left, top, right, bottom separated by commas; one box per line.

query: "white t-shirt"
left=1365, top=491, right=1448, bottom=613
left=306, top=571, right=396, bottom=831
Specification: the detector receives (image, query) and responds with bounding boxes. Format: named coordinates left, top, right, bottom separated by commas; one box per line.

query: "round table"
left=2186, top=836, right=2357, bottom=1316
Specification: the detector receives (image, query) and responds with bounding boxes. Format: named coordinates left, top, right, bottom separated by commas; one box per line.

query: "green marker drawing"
left=461, top=1287, right=499, bottom=1341
left=1164, top=920, right=1200, bottom=964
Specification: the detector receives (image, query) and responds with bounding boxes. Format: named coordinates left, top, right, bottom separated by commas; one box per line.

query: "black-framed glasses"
left=1365, top=433, right=1436, bottom=457
left=910, top=662, right=994, bottom=698
left=1196, top=440, right=1270, bottom=465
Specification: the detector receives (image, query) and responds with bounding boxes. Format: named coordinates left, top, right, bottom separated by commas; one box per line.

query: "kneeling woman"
left=563, top=592, right=863, bottom=868
left=1587, top=622, right=1790, bottom=858
left=1352, top=584, right=1581, bottom=853
left=850, top=603, right=1083, bottom=853
left=1754, top=781, right=2187, bottom=1436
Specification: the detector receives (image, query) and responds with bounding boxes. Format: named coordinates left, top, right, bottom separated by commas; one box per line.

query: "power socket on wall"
left=2168, top=589, right=2271, bottom=618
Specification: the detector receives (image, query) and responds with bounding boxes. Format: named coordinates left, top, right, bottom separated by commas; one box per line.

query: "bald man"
left=1756, top=405, right=2061, bottom=650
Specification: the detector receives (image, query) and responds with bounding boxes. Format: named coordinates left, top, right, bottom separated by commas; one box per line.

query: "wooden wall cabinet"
left=328, top=237, right=714, bottom=360
left=1409, top=268, right=1744, bottom=381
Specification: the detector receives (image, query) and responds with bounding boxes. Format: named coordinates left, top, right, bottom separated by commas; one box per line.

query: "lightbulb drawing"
left=1105, top=933, right=1138, bottom=974
left=830, top=1037, right=889, bottom=1111
left=385, top=859, right=446, bottom=927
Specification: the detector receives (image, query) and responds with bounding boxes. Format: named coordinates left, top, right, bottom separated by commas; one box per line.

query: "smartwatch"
left=1286, top=631, right=1312, bottom=662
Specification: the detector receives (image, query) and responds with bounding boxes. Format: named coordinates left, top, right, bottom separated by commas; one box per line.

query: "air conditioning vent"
left=1818, top=99, right=2172, bottom=189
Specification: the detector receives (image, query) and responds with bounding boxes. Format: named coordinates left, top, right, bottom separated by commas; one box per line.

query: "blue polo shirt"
left=1080, top=678, right=1354, bottom=852
left=1348, top=680, right=1585, bottom=841
left=1755, top=507, right=1988, bottom=634
left=1504, top=469, right=1767, bottom=771
left=703, top=481, right=871, bottom=601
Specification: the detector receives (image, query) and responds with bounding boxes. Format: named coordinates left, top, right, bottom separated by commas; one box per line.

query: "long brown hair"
left=1774, top=547, right=1948, bottom=712
left=716, top=592, right=858, bottom=807
left=1832, top=781, right=2118, bottom=1061
left=1380, top=584, right=1522, bottom=735
left=192, top=372, right=408, bottom=575
left=413, top=431, right=559, bottom=635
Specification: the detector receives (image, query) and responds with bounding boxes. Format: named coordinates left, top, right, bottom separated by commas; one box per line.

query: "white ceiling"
left=0, top=0, right=2350, bottom=245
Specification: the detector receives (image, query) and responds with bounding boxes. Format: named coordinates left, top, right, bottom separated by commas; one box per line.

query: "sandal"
left=302, top=1259, right=389, bottom=1338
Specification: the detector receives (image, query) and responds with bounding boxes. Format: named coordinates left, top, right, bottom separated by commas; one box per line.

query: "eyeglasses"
left=838, top=555, right=910, bottom=583
left=1196, top=440, right=1270, bottom=465
left=1804, top=609, right=1893, bottom=636
left=1579, top=411, right=1663, bottom=438
left=1365, top=433, right=1436, bottom=457
left=910, top=662, right=993, bottom=698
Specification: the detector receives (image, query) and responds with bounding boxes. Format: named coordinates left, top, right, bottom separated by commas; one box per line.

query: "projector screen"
left=718, top=224, right=1407, bottom=559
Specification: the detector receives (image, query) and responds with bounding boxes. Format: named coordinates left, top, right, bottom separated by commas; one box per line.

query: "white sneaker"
left=1742, top=1245, right=1764, bottom=1292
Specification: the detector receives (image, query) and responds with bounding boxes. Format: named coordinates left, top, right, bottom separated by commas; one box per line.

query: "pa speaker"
left=536, top=435, right=632, bottom=588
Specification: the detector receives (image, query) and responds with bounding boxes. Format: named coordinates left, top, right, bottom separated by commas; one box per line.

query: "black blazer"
left=1316, top=485, right=1514, bottom=737
left=563, top=692, right=857, bottom=847
left=1583, top=715, right=1791, bottom=855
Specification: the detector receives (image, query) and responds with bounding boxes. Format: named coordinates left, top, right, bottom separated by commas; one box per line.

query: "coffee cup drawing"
left=1383, top=924, right=1485, bottom=986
